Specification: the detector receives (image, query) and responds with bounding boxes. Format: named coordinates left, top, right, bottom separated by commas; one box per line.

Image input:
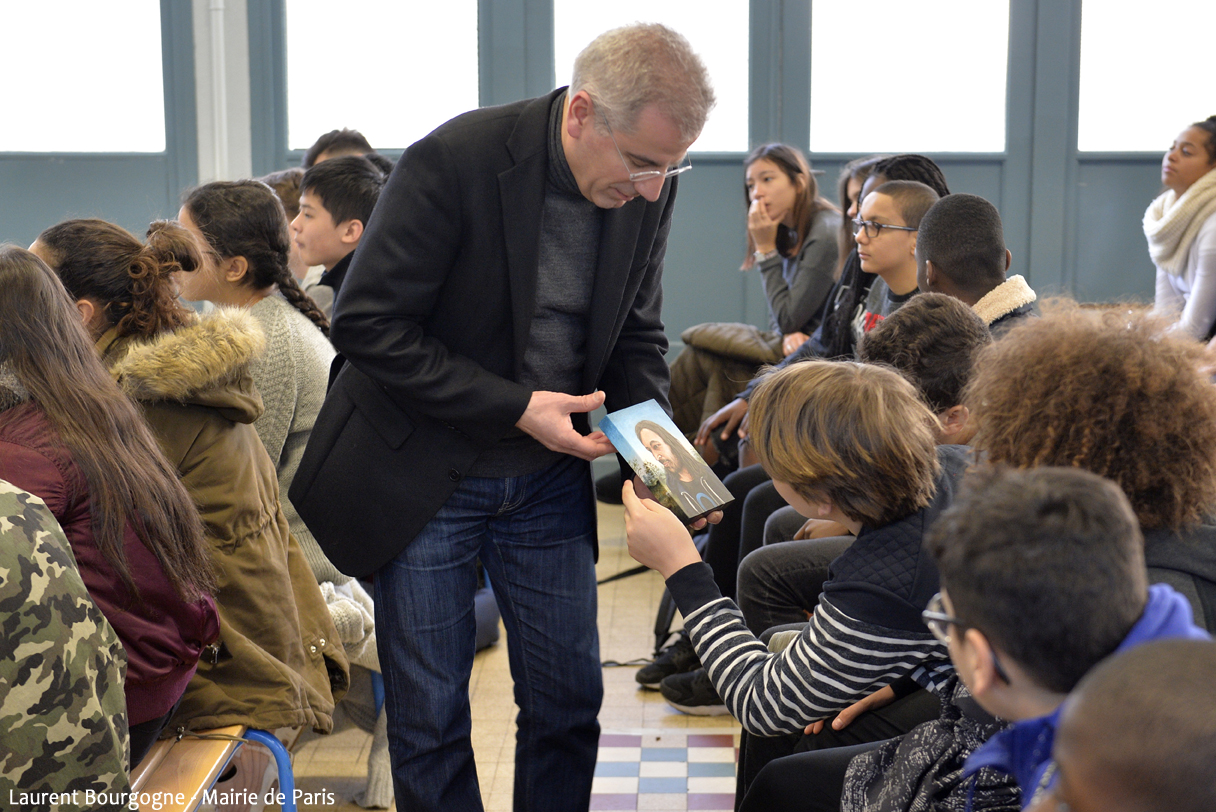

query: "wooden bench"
left=129, top=726, right=297, bottom=812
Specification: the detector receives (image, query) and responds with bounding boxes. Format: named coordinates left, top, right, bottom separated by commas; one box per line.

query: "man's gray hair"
left=570, top=23, right=715, bottom=144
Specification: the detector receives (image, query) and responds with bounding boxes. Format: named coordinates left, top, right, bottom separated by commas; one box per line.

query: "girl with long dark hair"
left=0, top=245, right=219, bottom=766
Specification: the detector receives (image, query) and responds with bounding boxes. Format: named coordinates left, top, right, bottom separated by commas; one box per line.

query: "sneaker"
left=635, top=631, right=701, bottom=689
left=660, top=667, right=729, bottom=716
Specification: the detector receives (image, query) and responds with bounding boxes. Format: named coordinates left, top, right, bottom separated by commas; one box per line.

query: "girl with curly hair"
left=967, top=302, right=1216, bottom=628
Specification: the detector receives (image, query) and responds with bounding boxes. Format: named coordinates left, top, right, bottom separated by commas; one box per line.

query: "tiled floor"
left=591, top=732, right=738, bottom=810
left=281, top=502, right=741, bottom=810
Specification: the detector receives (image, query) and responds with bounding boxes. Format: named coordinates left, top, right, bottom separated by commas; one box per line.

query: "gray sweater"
left=248, top=293, right=344, bottom=585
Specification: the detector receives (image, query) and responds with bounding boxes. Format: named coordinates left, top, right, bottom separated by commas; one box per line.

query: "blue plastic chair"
left=244, top=729, right=296, bottom=812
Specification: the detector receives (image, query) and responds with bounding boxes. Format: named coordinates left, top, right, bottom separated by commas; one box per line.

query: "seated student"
left=739, top=292, right=990, bottom=636
left=303, top=126, right=395, bottom=175
left=0, top=246, right=220, bottom=767
left=965, top=303, right=1216, bottom=629
left=723, top=294, right=992, bottom=797
left=293, top=154, right=387, bottom=319
left=0, top=478, right=132, bottom=800
left=839, top=466, right=1209, bottom=812
left=915, top=193, right=1037, bottom=336
left=1038, top=638, right=1216, bottom=812
left=848, top=179, right=939, bottom=341
left=624, top=360, right=963, bottom=795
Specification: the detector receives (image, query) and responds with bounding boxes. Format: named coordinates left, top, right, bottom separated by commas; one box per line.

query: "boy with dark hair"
left=294, top=155, right=386, bottom=318
left=625, top=359, right=967, bottom=809
left=857, top=291, right=989, bottom=435
left=916, top=193, right=1036, bottom=336
left=839, top=465, right=1209, bottom=811
left=303, top=127, right=395, bottom=174
left=1042, top=638, right=1216, bottom=812
left=303, top=127, right=374, bottom=167
left=850, top=179, right=939, bottom=342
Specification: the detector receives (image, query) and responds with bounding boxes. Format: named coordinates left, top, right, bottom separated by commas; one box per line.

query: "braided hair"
left=182, top=180, right=330, bottom=336
left=870, top=154, right=951, bottom=197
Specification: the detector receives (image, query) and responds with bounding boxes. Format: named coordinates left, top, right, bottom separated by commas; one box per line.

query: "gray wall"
left=1, top=0, right=1163, bottom=349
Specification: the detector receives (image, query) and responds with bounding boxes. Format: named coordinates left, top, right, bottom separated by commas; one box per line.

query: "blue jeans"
left=374, top=455, right=602, bottom=812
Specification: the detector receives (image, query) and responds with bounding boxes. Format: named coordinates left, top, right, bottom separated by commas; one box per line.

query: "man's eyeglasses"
left=922, top=592, right=1011, bottom=683
left=604, top=118, right=692, bottom=183
left=852, top=218, right=917, bottom=239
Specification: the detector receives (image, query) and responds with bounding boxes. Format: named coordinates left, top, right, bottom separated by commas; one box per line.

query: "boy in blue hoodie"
left=921, top=466, right=1210, bottom=809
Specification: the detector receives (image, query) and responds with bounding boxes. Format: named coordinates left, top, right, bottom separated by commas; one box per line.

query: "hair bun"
left=145, top=219, right=203, bottom=276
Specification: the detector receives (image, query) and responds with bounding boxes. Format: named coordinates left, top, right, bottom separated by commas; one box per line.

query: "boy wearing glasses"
left=850, top=179, right=940, bottom=344
left=844, top=465, right=1208, bottom=810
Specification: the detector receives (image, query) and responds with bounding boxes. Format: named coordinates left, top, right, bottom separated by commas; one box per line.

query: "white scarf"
left=1143, top=166, right=1216, bottom=276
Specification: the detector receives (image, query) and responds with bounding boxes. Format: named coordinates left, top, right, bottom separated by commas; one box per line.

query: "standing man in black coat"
left=291, top=23, right=715, bottom=812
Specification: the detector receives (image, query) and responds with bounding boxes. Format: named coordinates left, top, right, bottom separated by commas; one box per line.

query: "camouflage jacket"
left=0, top=479, right=131, bottom=809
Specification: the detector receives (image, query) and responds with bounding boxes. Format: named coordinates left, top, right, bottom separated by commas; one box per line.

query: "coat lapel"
left=500, top=92, right=559, bottom=378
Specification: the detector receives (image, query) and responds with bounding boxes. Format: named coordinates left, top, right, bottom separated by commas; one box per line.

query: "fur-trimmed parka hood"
left=101, top=307, right=267, bottom=424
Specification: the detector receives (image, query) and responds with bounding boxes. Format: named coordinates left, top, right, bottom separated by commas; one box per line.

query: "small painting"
left=600, top=399, right=734, bottom=523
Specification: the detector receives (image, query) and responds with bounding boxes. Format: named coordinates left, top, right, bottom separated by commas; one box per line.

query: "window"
left=0, top=1, right=165, bottom=152
left=809, top=1, right=1009, bottom=153
left=553, top=1, right=748, bottom=152
left=1077, top=0, right=1216, bottom=152
left=285, top=0, right=478, bottom=151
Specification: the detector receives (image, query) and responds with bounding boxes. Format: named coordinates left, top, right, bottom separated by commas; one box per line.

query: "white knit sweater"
left=247, top=294, right=342, bottom=584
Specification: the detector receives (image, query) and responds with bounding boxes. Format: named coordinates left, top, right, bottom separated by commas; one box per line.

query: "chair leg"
left=371, top=670, right=385, bottom=718
left=244, top=729, right=296, bottom=812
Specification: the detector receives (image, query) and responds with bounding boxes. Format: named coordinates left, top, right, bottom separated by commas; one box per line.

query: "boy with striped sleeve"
left=623, top=360, right=963, bottom=802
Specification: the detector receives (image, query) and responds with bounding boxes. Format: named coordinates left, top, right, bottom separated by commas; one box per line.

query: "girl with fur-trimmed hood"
left=32, top=219, right=348, bottom=738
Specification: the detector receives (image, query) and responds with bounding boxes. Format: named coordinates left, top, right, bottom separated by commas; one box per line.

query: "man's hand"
left=515, top=390, right=616, bottom=461
left=782, top=332, right=809, bottom=356
left=622, top=480, right=703, bottom=579
left=804, top=685, right=897, bottom=735
left=695, top=398, right=749, bottom=448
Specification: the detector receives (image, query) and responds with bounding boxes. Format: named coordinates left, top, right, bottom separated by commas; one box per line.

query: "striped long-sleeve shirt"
left=666, top=444, right=969, bottom=736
